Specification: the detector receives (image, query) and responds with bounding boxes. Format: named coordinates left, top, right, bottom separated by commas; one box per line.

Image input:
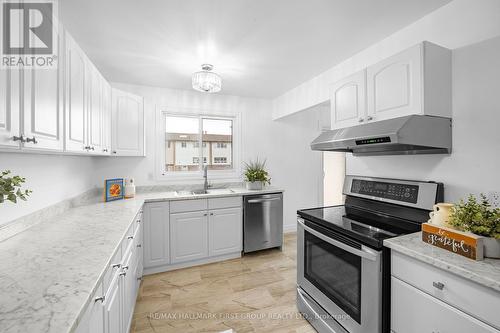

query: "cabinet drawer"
left=170, top=199, right=207, bottom=213
left=391, top=277, right=498, bottom=333
left=392, top=251, right=500, bottom=329
left=208, top=196, right=242, bottom=210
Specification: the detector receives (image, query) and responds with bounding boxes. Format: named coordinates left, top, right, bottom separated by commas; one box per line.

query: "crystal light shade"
left=192, top=64, right=222, bottom=93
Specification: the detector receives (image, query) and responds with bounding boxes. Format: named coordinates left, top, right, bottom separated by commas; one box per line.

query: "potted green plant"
left=243, top=159, right=271, bottom=190
left=449, top=194, right=500, bottom=258
left=0, top=170, right=32, bottom=204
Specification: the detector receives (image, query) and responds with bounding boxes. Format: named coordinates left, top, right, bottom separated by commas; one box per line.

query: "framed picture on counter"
left=104, top=178, right=124, bottom=202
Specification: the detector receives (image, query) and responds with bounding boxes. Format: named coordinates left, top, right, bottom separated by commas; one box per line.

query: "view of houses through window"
left=165, top=115, right=233, bottom=172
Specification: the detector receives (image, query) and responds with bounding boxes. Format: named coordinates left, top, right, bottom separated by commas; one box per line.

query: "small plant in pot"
left=449, top=194, right=500, bottom=258
left=243, top=159, right=271, bottom=190
left=0, top=170, right=32, bottom=204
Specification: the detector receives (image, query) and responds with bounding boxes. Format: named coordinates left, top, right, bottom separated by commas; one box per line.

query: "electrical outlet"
left=488, top=191, right=500, bottom=208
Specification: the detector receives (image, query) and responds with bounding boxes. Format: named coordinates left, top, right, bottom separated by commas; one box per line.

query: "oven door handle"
left=298, top=218, right=379, bottom=261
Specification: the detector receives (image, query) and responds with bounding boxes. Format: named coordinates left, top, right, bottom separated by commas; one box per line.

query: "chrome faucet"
left=203, top=165, right=209, bottom=193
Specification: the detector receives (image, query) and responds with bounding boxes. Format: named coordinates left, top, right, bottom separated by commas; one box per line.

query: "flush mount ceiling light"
left=192, top=64, right=222, bottom=93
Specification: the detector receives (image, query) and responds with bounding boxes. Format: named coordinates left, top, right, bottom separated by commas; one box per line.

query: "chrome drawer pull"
left=94, top=296, right=105, bottom=303
left=433, top=281, right=445, bottom=290
left=112, top=263, right=121, bottom=268
left=127, top=236, right=134, bottom=240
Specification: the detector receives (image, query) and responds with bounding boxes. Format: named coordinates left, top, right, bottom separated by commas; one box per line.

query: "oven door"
left=297, top=217, right=382, bottom=333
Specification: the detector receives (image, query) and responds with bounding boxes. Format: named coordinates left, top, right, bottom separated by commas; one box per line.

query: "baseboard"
left=283, top=223, right=297, bottom=233
left=143, top=252, right=242, bottom=276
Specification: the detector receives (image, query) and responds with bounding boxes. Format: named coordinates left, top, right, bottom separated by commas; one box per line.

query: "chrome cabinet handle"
left=26, top=136, right=38, bottom=144
left=112, top=151, right=117, bottom=154
left=366, top=116, right=373, bottom=121
left=119, top=272, right=126, bottom=276
left=210, top=213, right=214, bottom=216
left=94, top=296, right=105, bottom=303
left=247, top=197, right=281, bottom=203
left=90, top=146, right=95, bottom=151
left=358, top=117, right=364, bottom=123
left=103, top=148, right=108, bottom=152
left=12, top=135, right=26, bottom=142
left=127, top=236, right=134, bottom=240
left=203, top=213, right=208, bottom=216
left=297, top=218, right=379, bottom=261
left=112, top=263, right=121, bottom=268
left=84, top=146, right=91, bottom=150
left=137, top=244, right=142, bottom=248
left=433, top=281, right=445, bottom=290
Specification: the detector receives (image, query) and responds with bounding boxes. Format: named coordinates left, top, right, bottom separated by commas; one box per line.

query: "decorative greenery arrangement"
left=449, top=194, right=500, bottom=239
left=0, top=170, right=32, bottom=204
left=243, top=159, right=271, bottom=185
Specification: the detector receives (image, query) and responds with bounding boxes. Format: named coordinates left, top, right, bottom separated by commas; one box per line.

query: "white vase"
left=246, top=181, right=263, bottom=190
left=484, top=238, right=500, bottom=259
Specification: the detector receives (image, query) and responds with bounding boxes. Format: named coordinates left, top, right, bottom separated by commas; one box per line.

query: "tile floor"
left=131, top=233, right=314, bottom=333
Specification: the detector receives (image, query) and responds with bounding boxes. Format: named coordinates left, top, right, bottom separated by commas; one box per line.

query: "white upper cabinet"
left=111, top=88, right=145, bottom=156
left=0, top=68, right=21, bottom=149
left=366, top=41, right=451, bottom=123
left=101, top=81, right=112, bottom=155
left=22, top=22, right=64, bottom=151
left=330, top=70, right=367, bottom=129
left=88, top=66, right=103, bottom=154
left=330, top=41, right=451, bottom=130
left=64, top=32, right=87, bottom=153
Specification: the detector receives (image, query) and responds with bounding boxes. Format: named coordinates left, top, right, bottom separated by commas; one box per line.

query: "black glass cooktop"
left=297, top=205, right=415, bottom=249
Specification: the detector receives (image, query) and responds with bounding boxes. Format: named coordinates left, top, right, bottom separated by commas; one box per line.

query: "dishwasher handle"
left=247, top=197, right=282, bottom=204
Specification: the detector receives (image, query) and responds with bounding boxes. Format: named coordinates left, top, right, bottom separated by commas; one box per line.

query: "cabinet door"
left=0, top=68, right=21, bottom=149
left=170, top=211, right=209, bottom=264
left=88, top=66, right=103, bottom=154
left=330, top=70, right=366, bottom=129
left=209, top=207, right=242, bottom=256
left=111, top=88, right=144, bottom=156
left=101, top=81, right=112, bottom=154
left=65, top=33, right=87, bottom=153
left=104, top=274, right=122, bottom=333
left=143, top=202, right=170, bottom=268
left=121, top=251, right=136, bottom=333
left=22, top=22, right=63, bottom=151
left=75, top=284, right=105, bottom=333
left=367, top=44, right=422, bottom=122
left=391, top=277, right=498, bottom=333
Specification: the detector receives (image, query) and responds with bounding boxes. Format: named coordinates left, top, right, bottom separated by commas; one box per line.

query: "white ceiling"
left=60, top=0, right=452, bottom=98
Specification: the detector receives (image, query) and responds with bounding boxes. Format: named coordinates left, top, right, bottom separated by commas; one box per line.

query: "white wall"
left=273, top=0, right=500, bottom=119
left=347, top=36, right=500, bottom=202
left=0, top=153, right=96, bottom=225
left=94, top=84, right=327, bottom=229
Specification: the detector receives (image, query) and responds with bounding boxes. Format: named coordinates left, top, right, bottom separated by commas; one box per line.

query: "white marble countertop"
left=384, top=232, right=500, bottom=292
left=0, top=187, right=283, bottom=333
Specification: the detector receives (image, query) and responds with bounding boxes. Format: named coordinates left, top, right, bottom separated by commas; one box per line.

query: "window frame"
left=155, top=107, right=241, bottom=182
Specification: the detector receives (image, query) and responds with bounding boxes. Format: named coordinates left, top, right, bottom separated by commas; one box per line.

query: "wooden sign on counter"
left=421, top=223, right=484, bottom=260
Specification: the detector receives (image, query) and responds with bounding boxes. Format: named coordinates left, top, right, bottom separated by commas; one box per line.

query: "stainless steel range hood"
left=311, top=115, right=452, bottom=156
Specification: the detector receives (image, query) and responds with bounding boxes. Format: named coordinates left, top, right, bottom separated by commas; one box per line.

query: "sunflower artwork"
left=104, top=178, right=124, bottom=202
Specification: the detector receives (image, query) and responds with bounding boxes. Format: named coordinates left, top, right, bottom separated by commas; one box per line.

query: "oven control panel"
left=351, top=179, right=419, bottom=204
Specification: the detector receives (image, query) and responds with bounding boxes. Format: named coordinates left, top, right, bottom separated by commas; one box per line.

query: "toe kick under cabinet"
left=390, top=251, right=500, bottom=333
left=143, top=196, right=243, bottom=275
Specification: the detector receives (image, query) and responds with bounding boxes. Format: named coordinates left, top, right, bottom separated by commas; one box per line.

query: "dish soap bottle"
left=124, top=178, right=136, bottom=199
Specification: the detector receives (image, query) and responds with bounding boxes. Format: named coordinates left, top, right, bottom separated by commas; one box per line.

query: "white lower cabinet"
left=391, top=252, right=500, bottom=333
left=391, top=277, right=498, bottom=333
left=209, top=207, right=242, bottom=256
left=143, top=202, right=170, bottom=268
left=76, top=212, right=143, bottom=333
left=170, top=211, right=209, bottom=263
left=75, top=283, right=105, bottom=333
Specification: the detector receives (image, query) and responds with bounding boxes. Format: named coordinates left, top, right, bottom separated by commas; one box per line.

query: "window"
left=163, top=114, right=235, bottom=175
left=214, top=157, right=227, bottom=164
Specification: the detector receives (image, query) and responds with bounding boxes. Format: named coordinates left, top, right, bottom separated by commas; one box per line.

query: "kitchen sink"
left=174, top=189, right=235, bottom=196
left=206, top=188, right=234, bottom=195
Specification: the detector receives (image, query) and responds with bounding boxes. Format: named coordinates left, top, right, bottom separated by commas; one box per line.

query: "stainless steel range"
left=296, top=175, right=444, bottom=333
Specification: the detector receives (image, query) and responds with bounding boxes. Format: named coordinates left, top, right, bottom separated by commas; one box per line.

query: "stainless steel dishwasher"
left=243, top=192, right=283, bottom=253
